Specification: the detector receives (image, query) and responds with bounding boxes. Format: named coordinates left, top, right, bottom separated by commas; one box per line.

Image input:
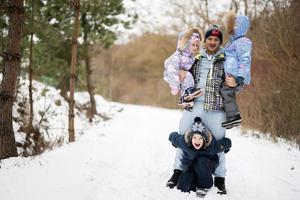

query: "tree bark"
left=204, top=0, right=209, bottom=23
left=244, top=0, right=248, bottom=16
left=82, top=13, right=97, bottom=121
left=84, top=45, right=97, bottom=119
left=0, top=29, right=4, bottom=74
left=230, top=0, right=239, bottom=13
left=0, top=0, right=24, bottom=159
left=28, top=0, right=35, bottom=129
left=254, top=0, right=257, bottom=18
left=108, top=52, right=113, bottom=100
left=68, top=0, right=80, bottom=142
left=0, top=1, right=7, bottom=74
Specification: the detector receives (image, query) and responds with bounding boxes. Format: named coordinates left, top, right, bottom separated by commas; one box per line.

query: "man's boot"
left=214, top=177, right=227, bottom=195
left=166, top=169, right=183, bottom=189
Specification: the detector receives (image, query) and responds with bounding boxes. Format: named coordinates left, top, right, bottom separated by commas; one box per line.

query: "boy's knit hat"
left=204, top=25, right=223, bottom=44
left=185, top=117, right=208, bottom=146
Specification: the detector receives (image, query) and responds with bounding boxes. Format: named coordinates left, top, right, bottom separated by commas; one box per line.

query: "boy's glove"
left=236, top=76, right=245, bottom=92
left=217, top=138, right=232, bottom=153
left=236, top=76, right=244, bottom=86
left=171, top=143, right=177, bottom=148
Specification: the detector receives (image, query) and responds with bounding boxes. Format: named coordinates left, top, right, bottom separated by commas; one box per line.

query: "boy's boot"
left=184, top=104, right=193, bottom=112
left=178, top=96, right=194, bottom=111
left=183, top=87, right=201, bottom=101
left=196, top=188, right=210, bottom=198
left=178, top=87, right=201, bottom=111
left=221, top=114, right=242, bottom=129
left=214, top=177, right=227, bottom=195
left=166, top=169, right=183, bottom=189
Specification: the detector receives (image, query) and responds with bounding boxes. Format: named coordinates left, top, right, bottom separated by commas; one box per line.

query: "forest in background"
left=0, top=0, right=137, bottom=159
left=0, top=0, right=299, bottom=159
left=92, top=0, right=300, bottom=145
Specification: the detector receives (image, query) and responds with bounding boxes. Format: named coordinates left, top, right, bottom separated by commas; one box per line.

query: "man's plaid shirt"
left=190, top=53, right=225, bottom=111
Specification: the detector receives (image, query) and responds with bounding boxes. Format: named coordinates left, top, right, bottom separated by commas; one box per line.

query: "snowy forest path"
left=0, top=104, right=299, bottom=200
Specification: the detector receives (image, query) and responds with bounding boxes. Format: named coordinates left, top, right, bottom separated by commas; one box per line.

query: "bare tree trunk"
left=0, top=1, right=7, bottom=74
left=254, top=0, right=257, bottom=18
left=0, top=29, right=4, bottom=74
left=28, top=0, right=34, bottom=129
left=59, top=77, right=69, bottom=99
left=21, top=0, right=40, bottom=155
left=0, top=0, right=24, bottom=159
left=204, top=0, right=209, bottom=22
left=82, top=13, right=97, bottom=121
left=68, top=0, right=80, bottom=142
left=244, top=0, right=248, bottom=16
left=108, top=52, right=113, bottom=100
left=84, top=46, right=97, bottom=120
left=230, top=0, right=239, bottom=13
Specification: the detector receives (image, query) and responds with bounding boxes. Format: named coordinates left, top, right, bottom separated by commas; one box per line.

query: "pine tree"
left=0, top=0, right=24, bottom=159
left=80, top=0, right=137, bottom=120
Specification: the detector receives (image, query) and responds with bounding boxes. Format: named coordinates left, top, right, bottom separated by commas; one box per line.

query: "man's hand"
left=179, top=70, right=187, bottom=83
left=225, top=75, right=238, bottom=87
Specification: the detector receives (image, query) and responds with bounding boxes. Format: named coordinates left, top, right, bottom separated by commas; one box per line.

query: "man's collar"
left=199, top=47, right=224, bottom=58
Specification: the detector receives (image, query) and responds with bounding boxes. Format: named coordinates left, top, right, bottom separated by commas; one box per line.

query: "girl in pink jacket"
left=164, top=28, right=203, bottom=110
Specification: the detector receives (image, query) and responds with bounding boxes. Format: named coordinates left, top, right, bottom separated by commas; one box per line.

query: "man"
left=166, top=26, right=228, bottom=195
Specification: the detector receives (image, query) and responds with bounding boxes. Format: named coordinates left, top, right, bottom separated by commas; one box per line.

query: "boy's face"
left=189, top=40, right=200, bottom=55
left=205, top=36, right=221, bottom=54
left=191, top=134, right=204, bottom=150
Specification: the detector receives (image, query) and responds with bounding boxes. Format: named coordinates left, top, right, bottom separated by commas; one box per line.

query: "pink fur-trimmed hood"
left=177, top=27, right=204, bottom=51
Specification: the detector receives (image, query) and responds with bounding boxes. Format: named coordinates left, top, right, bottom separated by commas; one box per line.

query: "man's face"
left=205, top=36, right=221, bottom=54
left=191, top=134, right=204, bottom=150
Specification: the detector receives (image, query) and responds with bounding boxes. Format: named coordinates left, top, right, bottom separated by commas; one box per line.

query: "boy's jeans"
left=174, top=100, right=227, bottom=178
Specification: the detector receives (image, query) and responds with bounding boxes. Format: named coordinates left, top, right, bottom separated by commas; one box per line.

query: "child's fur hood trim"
left=178, top=27, right=204, bottom=51
left=184, top=128, right=213, bottom=149
left=226, top=11, right=236, bottom=35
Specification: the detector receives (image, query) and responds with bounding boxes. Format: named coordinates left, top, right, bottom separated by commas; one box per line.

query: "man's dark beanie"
left=204, top=25, right=223, bottom=44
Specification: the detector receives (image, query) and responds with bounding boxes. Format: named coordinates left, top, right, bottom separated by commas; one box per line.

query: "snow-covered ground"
left=6, top=76, right=122, bottom=156
left=1, top=1, right=298, bottom=198
left=0, top=102, right=299, bottom=200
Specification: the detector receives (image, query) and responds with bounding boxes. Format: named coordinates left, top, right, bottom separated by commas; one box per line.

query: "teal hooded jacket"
left=224, top=15, right=253, bottom=84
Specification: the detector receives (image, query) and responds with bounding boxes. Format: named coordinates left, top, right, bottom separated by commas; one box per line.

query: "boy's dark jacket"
left=169, top=132, right=231, bottom=170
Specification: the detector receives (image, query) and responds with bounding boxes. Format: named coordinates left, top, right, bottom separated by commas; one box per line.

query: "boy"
left=168, top=117, right=231, bottom=197
left=221, top=14, right=253, bottom=129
